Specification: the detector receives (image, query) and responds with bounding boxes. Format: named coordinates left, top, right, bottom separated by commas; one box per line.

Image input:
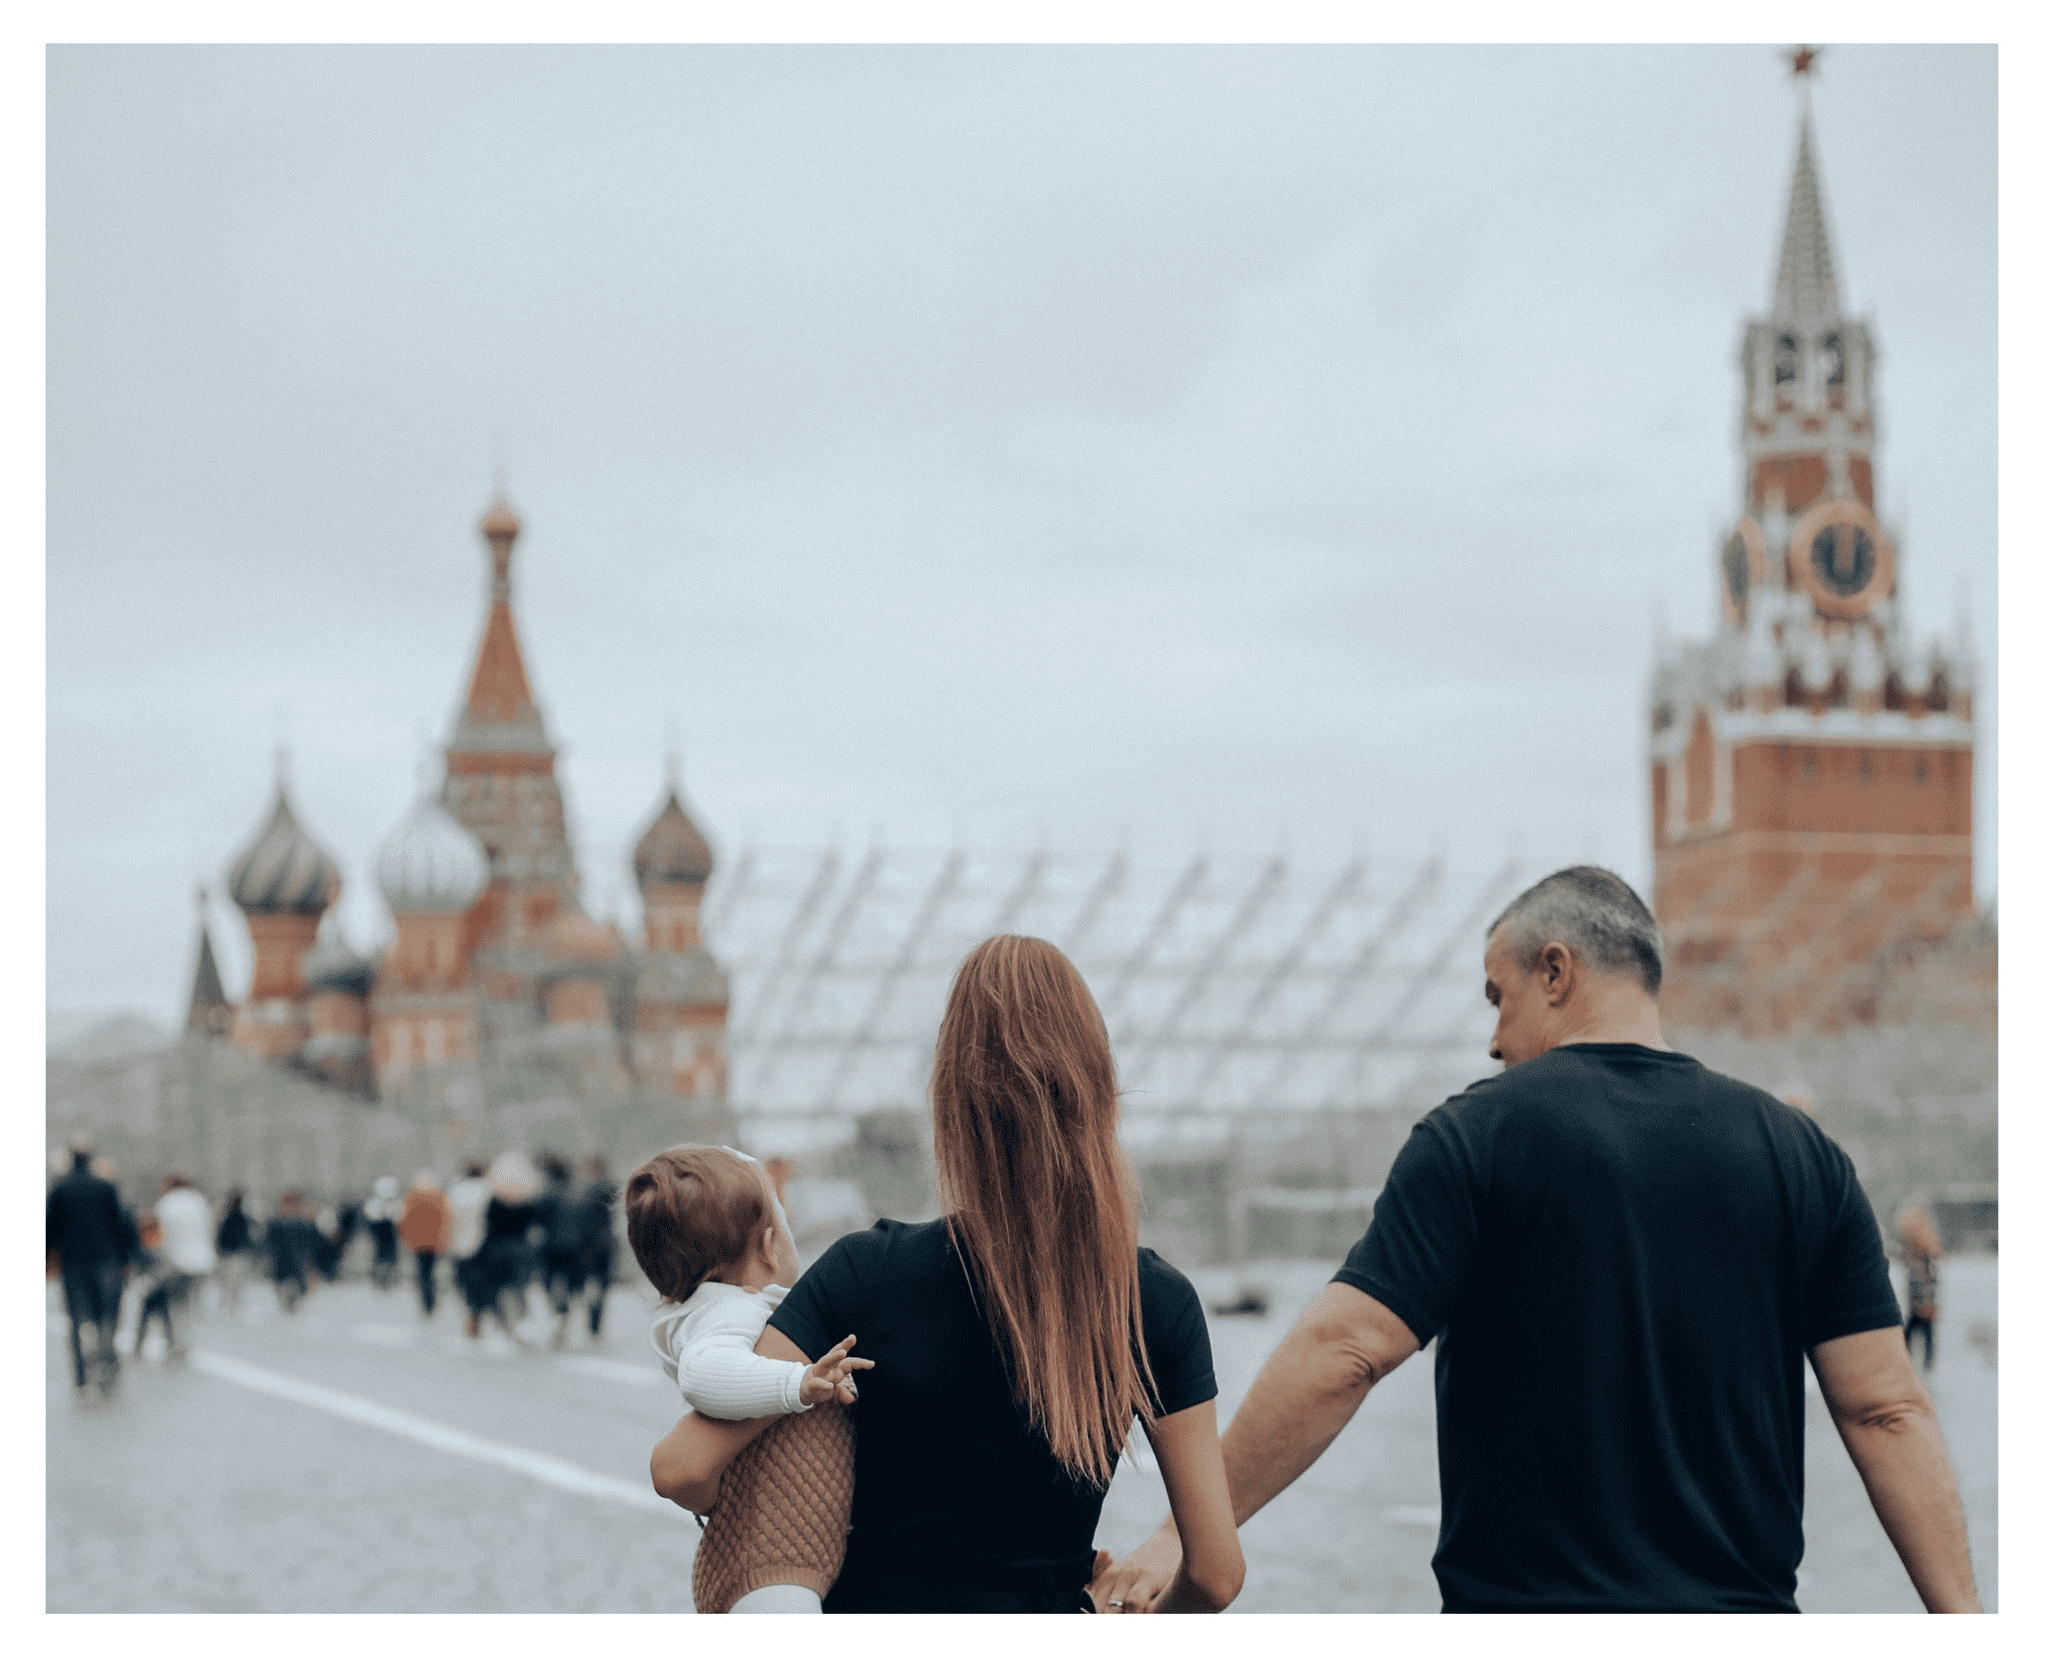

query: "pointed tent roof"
left=448, top=499, right=554, bottom=758
left=1771, top=114, right=1842, bottom=328
left=186, top=890, right=229, bottom=1031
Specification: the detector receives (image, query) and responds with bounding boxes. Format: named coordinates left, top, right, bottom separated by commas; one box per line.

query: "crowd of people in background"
left=46, top=1137, right=621, bottom=1395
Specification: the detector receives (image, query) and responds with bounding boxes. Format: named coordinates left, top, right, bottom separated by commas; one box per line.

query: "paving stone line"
left=191, top=1347, right=685, bottom=1523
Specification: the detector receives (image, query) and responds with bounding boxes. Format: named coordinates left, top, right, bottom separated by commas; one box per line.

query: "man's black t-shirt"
left=770, top=1217, right=1217, bottom=1602
left=1335, top=1043, right=1900, bottom=1613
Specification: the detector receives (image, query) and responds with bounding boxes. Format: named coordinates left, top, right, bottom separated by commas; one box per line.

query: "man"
left=150, top=1171, right=216, bottom=1361
left=1094, top=866, right=1980, bottom=1614
left=46, top=1140, right=131, bottom=1393
left=574, top=1155, right=619, bottom=1339
left=536, top=1154, right=586, bottom=1346
left=363, top=1176, right=404, bottom=1292
left=265, top=1190, right=321, bottom=1313
left=214, top=1189, right=258, bottom=1318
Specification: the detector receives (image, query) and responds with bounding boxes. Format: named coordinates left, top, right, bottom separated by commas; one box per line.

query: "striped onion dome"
left=633, top=788, right=714, bottom=889
left=227, top=786, right=340, bottom=916
left=376, top=794, right=490, bottom=915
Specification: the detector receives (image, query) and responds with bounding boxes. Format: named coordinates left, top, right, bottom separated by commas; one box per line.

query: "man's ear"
left=1541, top=942, right=1576, bottom=1004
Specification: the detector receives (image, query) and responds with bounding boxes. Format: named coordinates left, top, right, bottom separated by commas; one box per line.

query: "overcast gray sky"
left=46, top=43, right=1998, bottom=1025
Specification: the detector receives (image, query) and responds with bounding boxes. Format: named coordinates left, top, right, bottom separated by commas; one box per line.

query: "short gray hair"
left=1486, top=866, right=1664, bottom=996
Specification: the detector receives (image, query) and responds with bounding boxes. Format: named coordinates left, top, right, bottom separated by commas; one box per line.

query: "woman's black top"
left=769, top=1217, right=1216, bottom=1608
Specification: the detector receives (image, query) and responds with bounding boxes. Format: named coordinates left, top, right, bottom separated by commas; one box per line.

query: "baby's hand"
left=800, top=1334, right=874, bottom=1407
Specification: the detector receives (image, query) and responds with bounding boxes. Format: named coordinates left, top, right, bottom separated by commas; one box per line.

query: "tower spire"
left=1772, top=52, right=1841, bottom=327
left=449, top=496, right=550, bottom=757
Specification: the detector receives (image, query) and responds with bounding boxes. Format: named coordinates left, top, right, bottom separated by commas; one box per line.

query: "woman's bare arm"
left=1092, top=1283, right=1419, bottom=1610
left=649, top=1408, right=777, bottom=1514
left=650, top=1316, right=869, bottom=1512
left=1107, top=1400, right=1244, bottom=1613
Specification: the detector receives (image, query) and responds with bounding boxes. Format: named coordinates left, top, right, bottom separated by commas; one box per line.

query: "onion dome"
left=633, top=788, right=714, bottom=889
left=376, top=794, right=490, bottom=915
left=303, top=918, right=376, bottom=996
left=228, top=786, right=340, bottom=915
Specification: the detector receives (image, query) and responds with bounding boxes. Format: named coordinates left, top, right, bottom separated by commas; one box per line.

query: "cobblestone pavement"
left=48, top=1257, right=1996, bottom=1612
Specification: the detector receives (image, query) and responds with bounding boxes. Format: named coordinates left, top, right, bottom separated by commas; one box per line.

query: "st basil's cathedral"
left=191, top=500, right=731, bottom=1126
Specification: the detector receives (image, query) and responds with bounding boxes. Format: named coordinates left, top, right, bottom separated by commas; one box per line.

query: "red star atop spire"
left=1788, top=44, right=1821, bottom=79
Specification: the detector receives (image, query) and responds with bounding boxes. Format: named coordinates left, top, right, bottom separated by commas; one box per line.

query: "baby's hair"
left=624, top=1144, right=773, bottom=1303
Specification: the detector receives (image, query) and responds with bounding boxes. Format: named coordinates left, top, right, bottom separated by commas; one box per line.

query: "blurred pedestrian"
left=266, top=1190, right=322, bottom=1313
left=214, top=1188, right=258, bottom=1317
left=475, top=1151, right=541, bottom=1342
left=536, top=1154, right=585, bottom=1346
left=364, top=1177, right=403, bottom=1292
left=46, top=1140, right=131, bottom=1395
left=315, top=1197, right=362, bottom=1283
left=1896, top=1204, right=1944, bottom=1371
left=446, top=1160, right=491, bottom=1338
left=132, top=1209, right=174, bottom=1355
left=576, top=1155, right=619, bottom=1339
left=148, top=1172, right=215, bottom=1361
left=398, top=1169, right=450, bottom=1317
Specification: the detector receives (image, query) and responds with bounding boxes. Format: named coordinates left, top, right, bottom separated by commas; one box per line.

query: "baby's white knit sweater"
left=649, top=1281, right=811, bottom=1420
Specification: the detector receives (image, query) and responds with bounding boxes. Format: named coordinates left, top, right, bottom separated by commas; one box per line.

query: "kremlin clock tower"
left=1650, top=57, right=1978, bottom=1035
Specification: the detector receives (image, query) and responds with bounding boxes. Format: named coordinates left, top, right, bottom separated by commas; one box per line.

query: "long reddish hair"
left=930, top=934, right=1155, bottom=1488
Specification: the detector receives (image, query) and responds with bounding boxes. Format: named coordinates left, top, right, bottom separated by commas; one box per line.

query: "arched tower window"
left=1826, top=669, right=1849, bottom=709
left=1774, top=333, right=1801, bottom=387
left=1821, top=332, right=1845, bottom=388
left=1926, top=671, right=1950, bottom=712
left=1883, top=671, right=1906, bottom=712
left=1784, top=667, right=1805, bottom=707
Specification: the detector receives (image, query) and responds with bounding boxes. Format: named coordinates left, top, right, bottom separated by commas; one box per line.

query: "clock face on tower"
left=1720, top=516, right=1768, bottom=623
left=1787, top=498, right=1894, bottom=621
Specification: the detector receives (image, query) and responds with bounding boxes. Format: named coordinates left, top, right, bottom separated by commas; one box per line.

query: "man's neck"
left=1552, top=988, right=1671, bottom=1053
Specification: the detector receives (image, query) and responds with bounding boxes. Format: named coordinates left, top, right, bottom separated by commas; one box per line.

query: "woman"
left=652, top=935, right=1243, bottom=1613
left=398, top=1170, right=450, bottom=1317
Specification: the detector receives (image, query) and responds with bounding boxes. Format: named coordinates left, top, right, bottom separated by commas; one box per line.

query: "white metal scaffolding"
left=705, top=846, right=1527, bottom=1154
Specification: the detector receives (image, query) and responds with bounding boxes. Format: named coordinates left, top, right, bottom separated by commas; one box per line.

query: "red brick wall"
left=244, top=912, right=318, bottom=1002
left=1750, top=455, right=1829, bottom=515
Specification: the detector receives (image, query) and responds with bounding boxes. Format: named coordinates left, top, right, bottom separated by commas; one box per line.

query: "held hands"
left=1087, top=1528, right=1183, bottom=1614
left=800, top=1333, right=874, bottom=1407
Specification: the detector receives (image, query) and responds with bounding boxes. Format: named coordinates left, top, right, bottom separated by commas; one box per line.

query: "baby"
left=625, top=1144, right=869, bottom=1612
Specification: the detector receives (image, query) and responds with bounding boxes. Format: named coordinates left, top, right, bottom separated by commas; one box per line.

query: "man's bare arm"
left=1094, top=1282, right=1420, bottom=1611
left=1809, top=1326, right=1981, bottom=1613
